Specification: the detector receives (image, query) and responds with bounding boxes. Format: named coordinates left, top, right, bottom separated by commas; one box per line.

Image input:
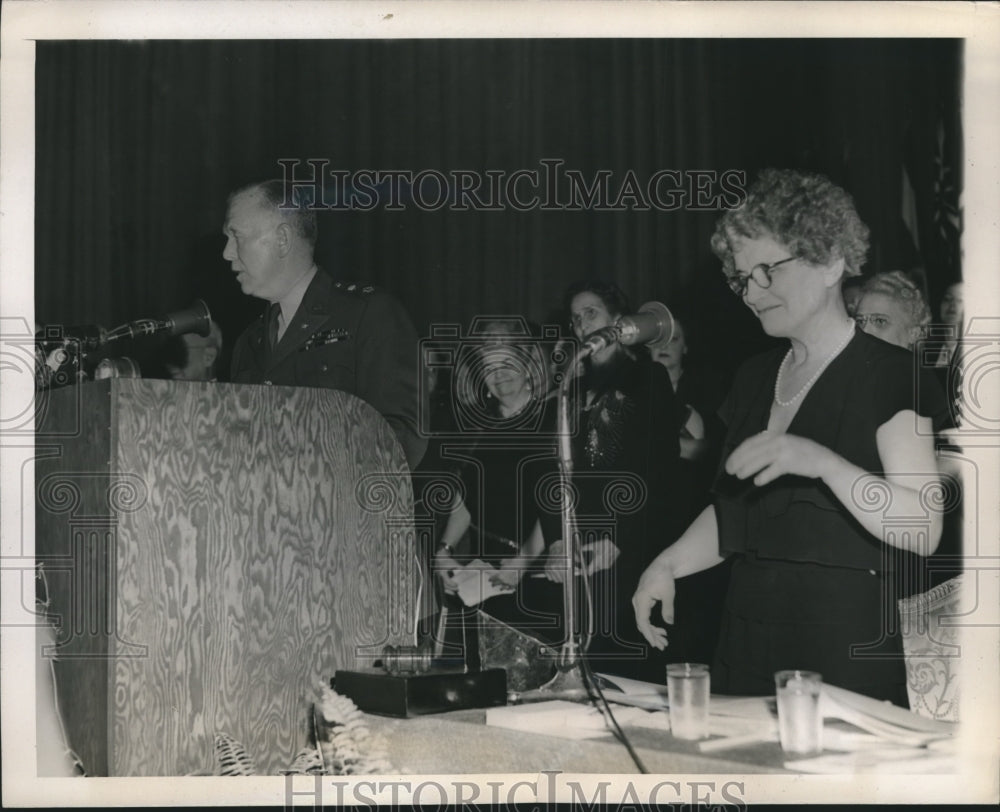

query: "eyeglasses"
left=725, top=256, right=798, bottom=297
left=853, top=313, right=890, bottom=330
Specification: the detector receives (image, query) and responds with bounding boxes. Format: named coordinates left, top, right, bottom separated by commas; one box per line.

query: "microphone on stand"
left=103, top=300, right=212, bottom=343
left=534, top=298, right=676, bottom=684
left=581, top=301, right=675, bottom=355
left=35, top=301, right=213, bottom=389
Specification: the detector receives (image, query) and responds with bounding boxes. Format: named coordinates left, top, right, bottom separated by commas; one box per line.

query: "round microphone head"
left=640, top=301, right=675, bottom=350
left=166, top=300, right=212, bottom=337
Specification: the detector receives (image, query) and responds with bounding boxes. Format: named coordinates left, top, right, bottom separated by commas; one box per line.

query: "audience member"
left=429, top=318, right=559, bottom=664
left=162, top=319, right=225, bottom=381
left=854, top=270, right=931, bottom=350
left=933, top=281, right=964, bottom=368
left=529, top=279, right=682, bottom=680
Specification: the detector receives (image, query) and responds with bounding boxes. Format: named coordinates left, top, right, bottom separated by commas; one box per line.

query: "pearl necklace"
left=774, top=321, right=855, bottom=408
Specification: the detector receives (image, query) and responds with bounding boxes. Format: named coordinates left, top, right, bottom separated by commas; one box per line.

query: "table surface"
left=368, top=705, right=795, bottom=775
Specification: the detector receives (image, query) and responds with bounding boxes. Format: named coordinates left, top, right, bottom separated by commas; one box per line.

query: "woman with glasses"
left=632, top=169, right=948, bottom=704
left=853, top=270, right=932, bottom=350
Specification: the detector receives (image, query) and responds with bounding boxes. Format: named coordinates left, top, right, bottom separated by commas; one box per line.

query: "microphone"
left=581, top=301, right=675, bottom=354
left=163, top=300, right=212, bottom=338
left=104, top=300, right=212, bottom=343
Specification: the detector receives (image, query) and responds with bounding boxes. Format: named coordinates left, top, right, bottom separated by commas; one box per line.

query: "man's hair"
left=230, top=179, right=318, bottom=248
left=710, top=168, right=870, bottom=279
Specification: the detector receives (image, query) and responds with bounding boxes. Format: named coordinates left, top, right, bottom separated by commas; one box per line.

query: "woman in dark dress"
left=632, top=169, right=948, bottom=705
left=535, top=280, right=682, bottom=680
left=854, top=271, right=961, bottom=594
left=649, top=314, right=732, bottom=667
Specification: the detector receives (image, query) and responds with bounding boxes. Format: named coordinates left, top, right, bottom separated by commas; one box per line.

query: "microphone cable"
left=571, top=549, right=650, bottom=775
left=578, top=650, right=650, bottom=774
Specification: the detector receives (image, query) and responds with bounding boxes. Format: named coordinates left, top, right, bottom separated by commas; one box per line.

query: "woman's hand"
left=489, top=566, right=520, bottom=592
left=433, top=549, right=461, bottom=594
left=543, top=539, right=568, bottom=582
left=725, top=431, right=835, bottom=486
left=631, top=556, right=677, bottom=650
left=544, top=539, right=583, bottom=583
left=580, top=536, right=621, bottom=575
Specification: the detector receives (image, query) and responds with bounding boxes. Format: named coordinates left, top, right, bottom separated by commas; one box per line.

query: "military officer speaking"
left=225, top=179, right=426, bottom=470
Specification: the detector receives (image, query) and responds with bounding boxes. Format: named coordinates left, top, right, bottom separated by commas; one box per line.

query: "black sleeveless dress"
left=710, top=330, right=951, bottom=705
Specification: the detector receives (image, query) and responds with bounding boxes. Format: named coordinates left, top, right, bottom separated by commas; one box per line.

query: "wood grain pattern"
left=35, top=382, right=116, bottom=777
left=37, top=379, right=416, bottom=775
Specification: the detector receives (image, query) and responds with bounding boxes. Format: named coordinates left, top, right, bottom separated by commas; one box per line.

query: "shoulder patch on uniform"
left=333, top=280, right=376, bottom=295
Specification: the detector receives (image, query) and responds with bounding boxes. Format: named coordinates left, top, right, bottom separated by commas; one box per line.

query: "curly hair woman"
left=633, top=169, right=951, bottom=704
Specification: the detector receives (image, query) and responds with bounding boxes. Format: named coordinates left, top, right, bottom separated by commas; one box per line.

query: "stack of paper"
left=819, top=683, right=956, bottom=747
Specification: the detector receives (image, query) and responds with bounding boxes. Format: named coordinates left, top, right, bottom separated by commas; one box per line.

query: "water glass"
left=666, top=663, right=710, bottom=740
left=774, top=670, right=823, bottom=754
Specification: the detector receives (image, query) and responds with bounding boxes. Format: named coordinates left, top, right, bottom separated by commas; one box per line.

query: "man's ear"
left=203, top=347, right=219, bottom=369
left=274, top=222, right=292, bottom=257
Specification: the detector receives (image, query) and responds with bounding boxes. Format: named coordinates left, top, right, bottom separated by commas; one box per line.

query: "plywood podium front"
left=34, top=379, right=417, bottom=776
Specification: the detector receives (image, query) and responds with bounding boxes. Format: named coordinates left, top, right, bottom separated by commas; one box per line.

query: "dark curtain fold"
left=35, top=39, right=961, bottom=375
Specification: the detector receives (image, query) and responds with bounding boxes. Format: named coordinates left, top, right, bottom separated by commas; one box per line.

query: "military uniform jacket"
left=230, top=270, right=427, bottom=469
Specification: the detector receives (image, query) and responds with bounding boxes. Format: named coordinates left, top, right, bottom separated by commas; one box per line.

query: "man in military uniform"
left=225, top=179, right=426, bottom=469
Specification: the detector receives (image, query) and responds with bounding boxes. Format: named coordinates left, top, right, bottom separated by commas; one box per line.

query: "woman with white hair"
left=853, top=270, right=931, bottom=350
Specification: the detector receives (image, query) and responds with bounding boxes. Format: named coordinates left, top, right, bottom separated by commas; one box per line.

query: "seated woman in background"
left=853, top=270, right=931, bottom=351
left=431, top=318, right=559, bottom=657
left=933, top=281, right=964, bottom=368
left=633, top=168, right=949, bottom=705
left=929, top=280, right=964, bottom=422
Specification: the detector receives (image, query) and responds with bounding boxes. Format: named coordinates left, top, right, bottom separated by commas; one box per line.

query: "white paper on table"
left=784, top=749, right=956, bottom=774
left=592, top=672, right=669, bottom=711
left=450, top=559, right=516, bottom=607
left=486, top=700, right=610, bottom=739
left=819, top=683, right=957, bottom=747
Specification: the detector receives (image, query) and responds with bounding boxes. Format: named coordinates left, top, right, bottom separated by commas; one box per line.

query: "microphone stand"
left=513, top=328, right=620, bottom=702
left=510, top=307, right=671, bottom=704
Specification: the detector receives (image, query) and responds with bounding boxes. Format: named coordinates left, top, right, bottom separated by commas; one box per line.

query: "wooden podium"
left=35, top=379, right=417, bottom=775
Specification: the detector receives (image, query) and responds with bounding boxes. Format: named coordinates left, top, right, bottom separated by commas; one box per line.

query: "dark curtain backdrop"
left=35, top=39, right=961, bottom=378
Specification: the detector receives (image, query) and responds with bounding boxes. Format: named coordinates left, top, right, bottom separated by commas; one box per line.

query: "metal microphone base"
left=508, top=644, right=591, bottom=705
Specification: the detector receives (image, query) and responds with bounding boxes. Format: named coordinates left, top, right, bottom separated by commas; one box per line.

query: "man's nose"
left=222, top=237, right=235, bottom=261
